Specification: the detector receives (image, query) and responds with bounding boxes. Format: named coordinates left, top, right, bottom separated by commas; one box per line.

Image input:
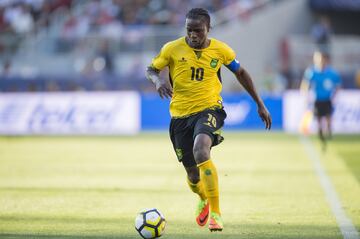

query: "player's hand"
left=257, top=105, right=272, bottom=130
left=155, top=78, right=173, bottom=99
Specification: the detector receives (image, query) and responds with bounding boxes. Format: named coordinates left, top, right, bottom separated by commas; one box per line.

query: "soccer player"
left=145, top=8, right=272, bottom=231
left=301, top=50, right=341, bottom=149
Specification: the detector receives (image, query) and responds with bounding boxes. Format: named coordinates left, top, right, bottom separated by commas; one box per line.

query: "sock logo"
left=205, top=169, right=212, bottom=175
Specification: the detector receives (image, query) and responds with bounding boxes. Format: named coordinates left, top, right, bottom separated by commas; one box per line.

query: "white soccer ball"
left=135, top=208, right=166, bottom=239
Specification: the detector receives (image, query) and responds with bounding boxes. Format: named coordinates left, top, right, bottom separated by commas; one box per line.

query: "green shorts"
left=169, top=107, right=227, bottom=167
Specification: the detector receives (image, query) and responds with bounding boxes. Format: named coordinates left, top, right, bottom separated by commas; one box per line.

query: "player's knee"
left=185, top=166, right=200, bottom=183
left=188, top=173, right=200, bottom=184
left=193, top=145, right=210, bottom=163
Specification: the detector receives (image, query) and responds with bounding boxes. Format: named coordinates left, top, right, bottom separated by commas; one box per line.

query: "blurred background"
left=0, top=0, right=359, bottom=135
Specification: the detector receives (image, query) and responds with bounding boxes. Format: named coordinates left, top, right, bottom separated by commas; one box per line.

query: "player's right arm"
left=146, top=66, right=173, bottom=99
left=145, top=43, right=173, bottom=99
left=300, top=68, right=314, bottom=108
left=300, top=68, right=312, bottom=93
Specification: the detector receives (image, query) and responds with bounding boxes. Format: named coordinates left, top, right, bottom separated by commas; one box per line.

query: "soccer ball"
left=135, top=208, right=166, bottom=239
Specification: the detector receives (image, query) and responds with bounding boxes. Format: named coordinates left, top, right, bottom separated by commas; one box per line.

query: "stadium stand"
left=0, top=0, right=359, bottom=92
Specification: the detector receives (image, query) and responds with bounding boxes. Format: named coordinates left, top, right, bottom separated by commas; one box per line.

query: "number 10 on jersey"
left=190, top=67, right=204, bottom=81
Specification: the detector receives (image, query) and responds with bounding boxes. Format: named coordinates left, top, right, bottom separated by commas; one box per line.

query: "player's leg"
left=184, top=165, right=209, bottom=226
left=193, top=134, right=219, bottom=212
left=325, top=115, right=332, bottom=139
left=169, top=117, right=209, bottom=226
left=316, top=116, right=325, bottom=141
left=317, top=116, right=327, bottom=151
left=193, top=134, right=219, bottom=214
left=193, top=134, right=223, bottom=231
left=185, top=166, right=205, bottom=199
left=326, top=100, right=334, bottom=139
left=315, top=101, right=327, bottom=150
left=192, top=108, right=226, bottom=231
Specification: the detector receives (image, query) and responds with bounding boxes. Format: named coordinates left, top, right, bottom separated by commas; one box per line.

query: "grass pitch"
left=0, top=132, right=359, bottom=239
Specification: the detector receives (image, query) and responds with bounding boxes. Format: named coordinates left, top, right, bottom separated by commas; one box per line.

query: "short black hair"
left=186, top=8, right=211, bottom=29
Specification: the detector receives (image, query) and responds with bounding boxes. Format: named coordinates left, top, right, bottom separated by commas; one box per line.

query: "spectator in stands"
left=0, top=0, right=262, bottom=92
left=95, top=39, right=114, bottom=75
left=311, top=16, right=332, bottom=54
left=0, top=6, right=9, bottom=32
left=4, top=2, right=35, bottom=35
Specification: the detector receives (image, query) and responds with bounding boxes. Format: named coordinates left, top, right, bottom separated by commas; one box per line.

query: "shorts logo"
left=175, top=148, right=183, bottom=160
left=210, top=59, right=219, bottom=68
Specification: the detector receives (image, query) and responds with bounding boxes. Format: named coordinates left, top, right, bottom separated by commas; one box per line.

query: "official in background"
left=301, top=50, right=341, bottom=150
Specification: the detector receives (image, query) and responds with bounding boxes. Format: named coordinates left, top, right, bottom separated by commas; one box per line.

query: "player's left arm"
left=233, top=66, right=272, bottom=130
left=222, top=44, right=271, bottom=129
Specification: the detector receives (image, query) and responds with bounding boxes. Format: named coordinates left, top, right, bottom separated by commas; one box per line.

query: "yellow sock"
left=198, top=159, right=220, bottom=215
left=187, top=178, right=207, bottom=200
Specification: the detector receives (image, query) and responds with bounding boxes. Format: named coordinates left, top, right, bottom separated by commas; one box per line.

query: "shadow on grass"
left=0, top=235, right=121, bottom=239
left=0, top=215, right=343, bottom=239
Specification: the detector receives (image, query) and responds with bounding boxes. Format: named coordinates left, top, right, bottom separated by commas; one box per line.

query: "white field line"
left=300, top=136, right=359, bottom=239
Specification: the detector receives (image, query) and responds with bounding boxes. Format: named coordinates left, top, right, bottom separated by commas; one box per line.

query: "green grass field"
left=0, top=132, right=359, bottom=239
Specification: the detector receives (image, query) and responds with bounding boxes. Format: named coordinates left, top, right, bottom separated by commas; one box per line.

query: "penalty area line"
left=300, top=136, right=359, bottom=239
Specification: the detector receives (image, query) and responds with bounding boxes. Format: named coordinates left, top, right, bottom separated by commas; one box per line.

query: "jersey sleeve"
left=221, top=42, right=240, bottom=72
left=222, top=43, right=237, bottom=65
left=150, top=43, right=171, bottom=71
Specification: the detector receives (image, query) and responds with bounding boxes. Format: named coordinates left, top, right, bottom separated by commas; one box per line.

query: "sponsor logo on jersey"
left=178, top=57, right=187, bottom=63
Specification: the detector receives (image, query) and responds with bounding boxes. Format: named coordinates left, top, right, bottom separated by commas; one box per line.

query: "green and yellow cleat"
left=208, top=212, right=223, bottom=231
left=195, top=199, right=209, bottom=226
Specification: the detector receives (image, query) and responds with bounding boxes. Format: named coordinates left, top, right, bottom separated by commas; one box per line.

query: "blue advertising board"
left=141, top=93, right=282, bottom=130
left=222, top=94, right=282, bottom=130
left=141, top=93, right=171, bottom=130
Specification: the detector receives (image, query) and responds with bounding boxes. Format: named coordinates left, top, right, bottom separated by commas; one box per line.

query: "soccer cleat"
left=195, top=199, right=209, bottom=226
left=209, top=212, right=223, bottom=231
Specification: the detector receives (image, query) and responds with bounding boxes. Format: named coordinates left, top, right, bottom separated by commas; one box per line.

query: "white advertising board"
left=0, top=92, right=140, bottom=135
left=284, top=90, right=360, bottom=134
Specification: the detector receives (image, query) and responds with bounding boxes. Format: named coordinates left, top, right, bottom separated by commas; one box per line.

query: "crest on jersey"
left=210, top=59, right=219, bottom=68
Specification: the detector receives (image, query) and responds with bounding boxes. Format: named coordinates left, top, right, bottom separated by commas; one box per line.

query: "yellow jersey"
left=151, top=36, right=237, bottom=118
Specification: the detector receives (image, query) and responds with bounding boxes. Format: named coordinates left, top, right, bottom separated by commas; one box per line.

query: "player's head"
left=185, top=8, right=211, bottom=49
left=313, top=50, right=330, bottom=70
